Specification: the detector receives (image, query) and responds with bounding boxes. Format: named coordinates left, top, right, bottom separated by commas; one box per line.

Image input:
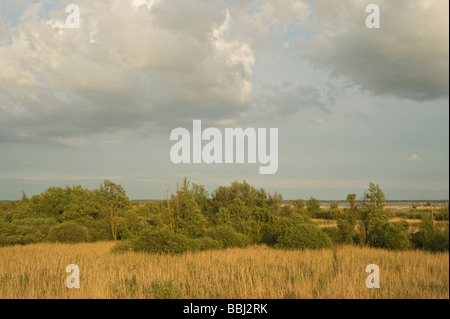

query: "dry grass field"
left=0, top=242, right=448, bottom=299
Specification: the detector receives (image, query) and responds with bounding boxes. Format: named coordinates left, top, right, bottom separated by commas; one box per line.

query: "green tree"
left=366, top=217, right=409, bottom=250
left=365, top=183, right=385, bottom=211
left=346, top=193, right=357, bottom=211
left=307, top=197, right=321, bottom=216
left=276, top=223, right=332, bottom=249
left=97, top=180, right=131, bottom=241
left=47, top=221, right=90, bottom=243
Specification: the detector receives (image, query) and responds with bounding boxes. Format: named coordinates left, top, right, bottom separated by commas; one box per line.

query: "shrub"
left=367, top=218, right=409, bottom=250
left=206, top=225, right=251, bottom=248
left=382, top=223, right=410, bottom=250
left=261, top=224, right=277, bottom=245
left=411, top=229, right=449, bottom=252
left=393, top=220, right=410, bottom=233
left=337, top=218, right=355, bottom=244
left=47, top=221, right=90, bottom=243
left=84, top=219, right=113, bottom=241
left=321, top=227, right=340, bottom=244
left=131, top=227, right=191, bottom=254
left=410, top=231, right=424, bottom=249
left=276, top=224, right=332, bottom=249
left=111, top=240, right=133, bottom=253
left=435, top=207, right=449, bottom=221
left=151, top=279, right=181, bottom=299
left=192, top=237, right=222, bottom=251
left=261, top=214, right=307, bottom=246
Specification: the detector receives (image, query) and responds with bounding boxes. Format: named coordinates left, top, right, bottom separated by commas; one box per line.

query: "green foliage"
left=151, top=279, right=181, bottom=299
left=261, top=213, right=306, bottom=245
left=84, top=219, right=113, bottom=241
left=110, top=240, right=133, bottom=253
left=346, top=194, right=357, bottom=210
left=3, top=178, right=445, bottom=254
left=119, top=209, right=144, bottom=239
left=366, top=217, right=410, bottom=250
left=97, top=180, right=131, bottom=241
left=191, top=237, right=222, bottom=251
left=47, top=221, right=90, bottom=243
left=435, top=206, right=449, bottom=221
left=411, top=213, right=449, bottom=251
left=321, top=227, right=340, bottom=244
left=131, top=227, right=193, bottom=254
left=337, top=218, right=355, bottom=244
left=365, top=183, right=385, bottom=212
left=276, top=223, right=332, bottom=250
left=292, top=199, right=306, bottom=214
left=205, top=225, right=251, bottom=248
left=393, top=220, right=409, bottom=233
left=307, top=197, right=321, bottom=216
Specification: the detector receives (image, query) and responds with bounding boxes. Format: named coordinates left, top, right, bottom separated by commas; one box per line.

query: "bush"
left=321, top=227, right=340, bottom=244
left=410, top=231, right=424, bottom=249
left=261, top=214, right=307, bottom=246
left=111, top=240, right=133, bottom=253
left=393, top=220, right=410, bottom=233
left=337, top=218, right=355, bottom=244
left=411, top=229, right=449, bottom=252
left=435, top=207, right=449, bottom=221
left=206, top=226, right=251, bottom=248
left=276, top=224, right=332, bottom=249
left=84, top=219, right=113, bottom=241
left=47, top=221, right=90, bottom=243
left=192, top=237, right=222, bottom=251
left=131, top=227, right=192, bottom=254
left=367, top=218, right=409, bottom=250
left=151, top=279, right=181, bottom=299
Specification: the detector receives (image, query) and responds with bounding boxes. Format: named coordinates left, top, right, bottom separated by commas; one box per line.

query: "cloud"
left=297, top=0, right=449, bottom=101
left=1, top=0, right=446, bottom=149
left=105, top=140, right=121, bottom=145
left=357, top=121, right=368, bottom=128
left=238, top=83, right=330, bottom=126
left=408, top=154, right=422, bottom=161
left=314, top=118, right=325, bottom=124
left=0, top=0, right=257, bottom=144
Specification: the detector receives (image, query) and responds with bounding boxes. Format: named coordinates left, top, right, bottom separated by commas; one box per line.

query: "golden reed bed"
left=0, top=242, right=448, bottom=299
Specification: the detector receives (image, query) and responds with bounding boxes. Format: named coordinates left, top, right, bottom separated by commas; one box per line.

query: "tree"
left=307, top=197, right=321, bottom=216
left=346, top=194, right=357, bottom=210
left=366, top=217, right=409, bottom=250
left=330, top=201, right=338, bottom=210
left=337, top=218, right=354, bottom=244
left=365, top=183, right=385, bottom=212
left=276, top=223, right=332, bottom=249
left=293, top=199, right=306, bottom=214
left=358, top=183, right=387, bottom=245
left=47, top=221, right=90, bottom=243
left=97, top=180, right=130, bottom=241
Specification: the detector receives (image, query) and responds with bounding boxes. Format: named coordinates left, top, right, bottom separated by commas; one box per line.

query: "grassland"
left=0, top=241, right=448, bottom=299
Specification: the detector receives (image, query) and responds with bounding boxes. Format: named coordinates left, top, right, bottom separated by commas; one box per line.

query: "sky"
left=0, top=0, right=448, bottom=200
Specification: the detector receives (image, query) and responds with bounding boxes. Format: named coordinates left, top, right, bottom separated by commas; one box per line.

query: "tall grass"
left=0, top=242, right=448, bottom=299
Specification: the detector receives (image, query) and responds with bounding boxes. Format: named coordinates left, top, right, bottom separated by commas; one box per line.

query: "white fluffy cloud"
left=297, top=0, right=449, bottom=101
left=408, top=154, right=422, bottom=161
left=0, top=0, right=448, bottom=147
left=0, top=0, right=257, bottom=143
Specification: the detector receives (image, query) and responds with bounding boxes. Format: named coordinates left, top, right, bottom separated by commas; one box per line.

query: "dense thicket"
left=0, top=179, right=448, bottom=252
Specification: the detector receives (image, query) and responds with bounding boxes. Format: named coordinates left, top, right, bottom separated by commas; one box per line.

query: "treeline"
left=0, top=179, right=448, bottom=252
